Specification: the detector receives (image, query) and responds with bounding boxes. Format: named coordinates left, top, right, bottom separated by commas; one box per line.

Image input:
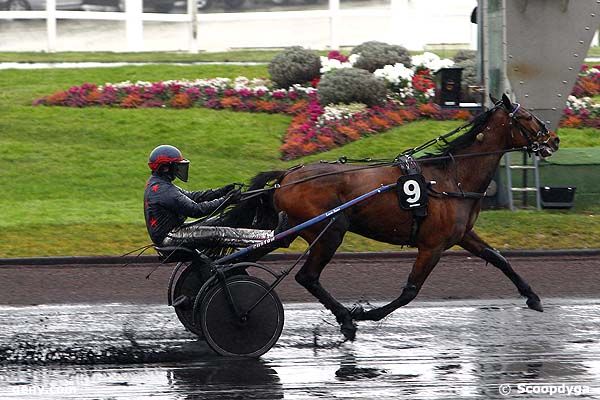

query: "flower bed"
left=34, top=77, right=316, bottom=115
left=281, top=100, right=470, bottom=159
left=36, top=50, right=599, bottom=159
left=560, top=65, right=600, bottom=129
left=35, top=52, right=472, bottom=160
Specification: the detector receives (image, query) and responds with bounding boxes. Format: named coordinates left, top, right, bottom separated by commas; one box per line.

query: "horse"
left=223, top=94, right=560, bottom=341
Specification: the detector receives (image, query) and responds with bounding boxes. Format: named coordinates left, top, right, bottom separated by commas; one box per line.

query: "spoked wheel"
left=200, top=275, right=284, bottom=357
left=170, top=261, right=209, bottom=338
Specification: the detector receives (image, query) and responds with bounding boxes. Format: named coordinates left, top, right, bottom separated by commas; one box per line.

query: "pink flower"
left=327, top=50, right=349, bottom=62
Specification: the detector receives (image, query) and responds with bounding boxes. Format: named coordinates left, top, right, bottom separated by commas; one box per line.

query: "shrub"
left=452, top=50, right=478, bottom=95
left=455, top=58, right=477, bottom=87
left=453, top=49, right=476, bottom=64
left=317, top=68, right=387, bottom=107
left=268, top=46, right=321, bottom=89
left=350, top=41, right=411, bottom=72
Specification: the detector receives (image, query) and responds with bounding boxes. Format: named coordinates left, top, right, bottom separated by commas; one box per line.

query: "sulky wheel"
left=200, top=275, right=284, bottom=357
left=170, top=261, right=210, bottom=338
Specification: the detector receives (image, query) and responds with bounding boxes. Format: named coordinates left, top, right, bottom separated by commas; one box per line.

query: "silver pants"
left=162, top=225, right=274, bottom=249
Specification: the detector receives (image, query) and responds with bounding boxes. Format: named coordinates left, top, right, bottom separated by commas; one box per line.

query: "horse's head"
left=493, top=94, right=560, bottom=158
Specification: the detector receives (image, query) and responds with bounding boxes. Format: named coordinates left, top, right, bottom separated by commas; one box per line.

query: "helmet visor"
left=173, top=160, right=190, bottom=182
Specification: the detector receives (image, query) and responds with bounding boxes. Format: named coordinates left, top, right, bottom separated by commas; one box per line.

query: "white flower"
left=317, top=102, right=368, bottom=125
left=291, top=84, right=317, bottom=94
left=411, top=52, right=454, bottom=72
left=320, top=56, right=354, bottom=74
left=374, top=63, right=414, bottom=85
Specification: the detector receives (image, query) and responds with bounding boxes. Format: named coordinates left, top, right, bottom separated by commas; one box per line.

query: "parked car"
left=10, top=0, right=83, bottom=10
left=172, top=0, right=244, bottom=11
left=81, top=0, right=178, bottom=12
left=0, top=0, right=32, bottom=10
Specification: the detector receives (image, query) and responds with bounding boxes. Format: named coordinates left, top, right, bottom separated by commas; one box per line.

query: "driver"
left=144, top=144, right=285, bottom=250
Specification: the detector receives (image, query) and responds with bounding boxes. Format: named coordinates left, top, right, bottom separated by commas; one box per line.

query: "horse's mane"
left=418, top=108, right=495, bottom=165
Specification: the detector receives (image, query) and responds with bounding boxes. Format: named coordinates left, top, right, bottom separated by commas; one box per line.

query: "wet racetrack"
left=1, top=299, right=599, bottom=399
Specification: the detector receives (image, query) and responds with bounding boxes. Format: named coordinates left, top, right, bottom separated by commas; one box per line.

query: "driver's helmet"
left=148, top=144, right=190, bottom=182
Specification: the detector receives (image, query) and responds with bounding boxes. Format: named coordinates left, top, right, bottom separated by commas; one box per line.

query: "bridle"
left=505, top=102, right=551, bottom=154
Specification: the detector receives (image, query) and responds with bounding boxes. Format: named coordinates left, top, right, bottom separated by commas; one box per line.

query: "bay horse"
left=224, top=94, right=559, bottom=340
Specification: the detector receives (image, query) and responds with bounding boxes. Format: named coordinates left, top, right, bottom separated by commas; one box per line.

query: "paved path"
left=1, top=252, right=599, bottom=305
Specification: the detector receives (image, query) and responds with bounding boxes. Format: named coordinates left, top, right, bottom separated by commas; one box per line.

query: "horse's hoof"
left=349, top=305, right=365, bottom=321
left=340, top=321, right=357, bottom=341
left=526, top=297, right=544, bottom=312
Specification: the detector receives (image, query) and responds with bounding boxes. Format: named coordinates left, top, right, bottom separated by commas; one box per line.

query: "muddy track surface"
left=0, top=300, right=599, bottom=399
left=1, top=253, right=599, bottom=399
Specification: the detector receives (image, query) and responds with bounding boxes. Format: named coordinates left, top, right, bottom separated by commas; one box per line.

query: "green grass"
left=1, top=64, right=600, bottom=257
left=587, top=46, right=600, bottom=58
left=0, top=48, right=466, bottom=64
left=0, top=50, right=280, bottom=63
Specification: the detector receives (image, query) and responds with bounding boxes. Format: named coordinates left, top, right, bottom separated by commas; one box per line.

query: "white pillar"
left=125, top=0, right=144, bottom=52
left=188, top=0, right=198, bottom=53
left=328, top=0, right=340, bottom=50
left=46, top=0, right=56, bottom=53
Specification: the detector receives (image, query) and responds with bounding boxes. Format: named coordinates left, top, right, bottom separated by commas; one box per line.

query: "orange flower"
left=317, top=135, right=335, bottom=148
left=170, top=93, right=192, bottom=108
left=397, top=109, right=418, bottom=121
left=46, top=91, right=68, bottom=105
left=302, top=142, right=318, bottom=153
left=337, top=125, right=361, bottom=140
left=256, top=100, right=276, bottom=112
left=221, top=96, right=243, bottom=109
left=383, top=110, right=405, bottom=125
left=121, top=93, right=143, bottom=108
left=560, top=115, right=582, bottom=128
left=287, top=100, right=309, bottom=114
left=453, top=110, right=472, bottom=120
left=418, top=102, right=439, bottom=116
left=579, top=78, right=600, bottom=95
left=84, top=89, right=102, bottom=104
left=370, top=116, right=391, bottom=130
left=353, top=120, right=375, bottom=134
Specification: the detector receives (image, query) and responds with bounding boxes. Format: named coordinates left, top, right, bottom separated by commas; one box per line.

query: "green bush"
left=350, top=41, right=411, bottom=72
left=456, top=58, right=477, bottom=87
left=453, top=49, right=476, bottom=64
left=317, top=68, right=387, bottom=107
left=268, top=46, right=321, bottom=89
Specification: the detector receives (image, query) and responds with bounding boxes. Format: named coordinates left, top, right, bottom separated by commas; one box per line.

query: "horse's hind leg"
left=352, top=246, right=444, bottom=322
left=295, top=217, right=356, bottom=340
left=459, top=230, right=543, bottom=312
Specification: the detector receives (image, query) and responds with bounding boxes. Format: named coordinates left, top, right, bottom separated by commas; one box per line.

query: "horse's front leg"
left=295, top=217, right=357, bottom=340
left=352, top=246, right=444, bottom=322
left=459, top=230, right=543, bottom=312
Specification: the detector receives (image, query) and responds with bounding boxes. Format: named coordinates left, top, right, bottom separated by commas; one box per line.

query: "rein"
left=241, top=101, right=548, bottom=200
left=241, top=146, right=527, bottom=199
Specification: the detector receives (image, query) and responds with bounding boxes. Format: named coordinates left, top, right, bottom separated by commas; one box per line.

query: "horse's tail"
left=218, top=170, right=287, bottom=230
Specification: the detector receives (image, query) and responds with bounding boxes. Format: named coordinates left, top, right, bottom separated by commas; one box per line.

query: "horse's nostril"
left=556, top=137, right=560, bottom=144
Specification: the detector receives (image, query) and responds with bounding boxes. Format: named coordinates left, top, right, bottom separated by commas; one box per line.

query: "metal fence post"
left=46, top=0, right=56, bottom=53
left=328, top=0, right=340, bottom=50
left=125, top=0, right=144, bottom=52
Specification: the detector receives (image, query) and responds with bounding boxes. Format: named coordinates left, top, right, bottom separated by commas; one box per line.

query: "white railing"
left=0, top=0, right=477, bottom=52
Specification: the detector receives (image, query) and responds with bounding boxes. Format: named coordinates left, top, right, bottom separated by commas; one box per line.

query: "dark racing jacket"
left=144, top=173, right=230, bottom=244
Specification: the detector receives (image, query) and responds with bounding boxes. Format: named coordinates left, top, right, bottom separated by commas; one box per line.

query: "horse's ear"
left=489, top=94, right=499, bottom=104
left=501, top=93, right=513, bottom=110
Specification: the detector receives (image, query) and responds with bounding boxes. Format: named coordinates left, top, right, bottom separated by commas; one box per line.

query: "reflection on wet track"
left=0, top=299, right=599, bottom=399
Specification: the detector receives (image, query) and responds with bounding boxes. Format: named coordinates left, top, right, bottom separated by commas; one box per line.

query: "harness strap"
left=428, top=188, right=486, bottom=199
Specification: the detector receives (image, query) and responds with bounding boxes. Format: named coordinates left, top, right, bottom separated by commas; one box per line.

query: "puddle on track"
left=0, top=299, right=599, bottom=399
